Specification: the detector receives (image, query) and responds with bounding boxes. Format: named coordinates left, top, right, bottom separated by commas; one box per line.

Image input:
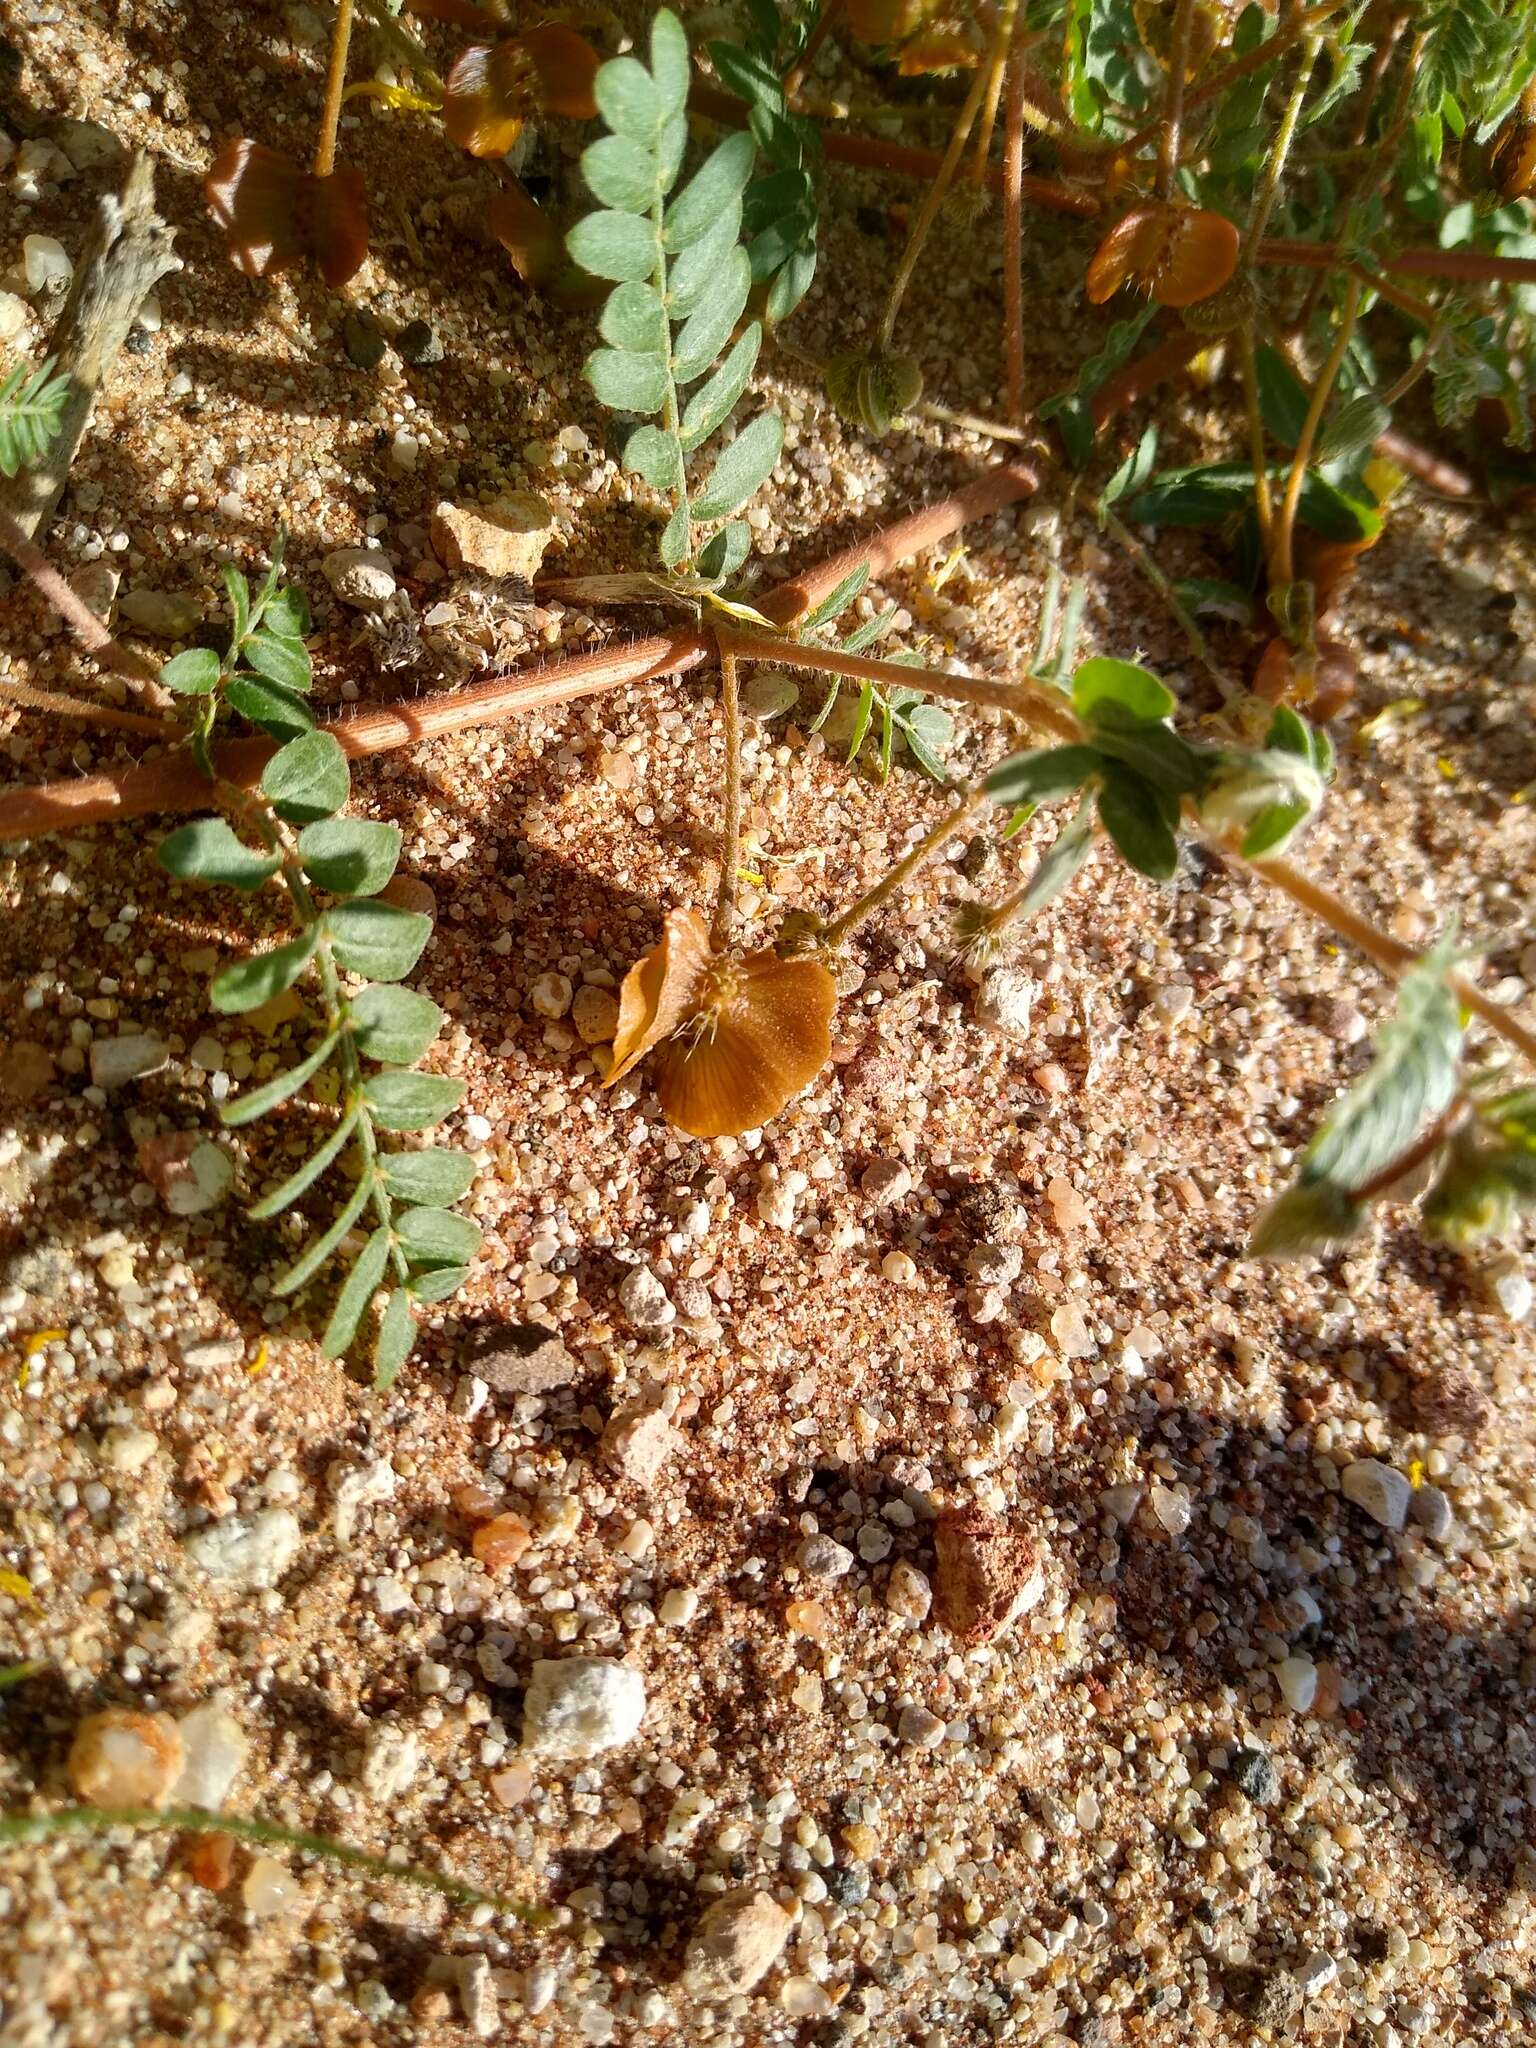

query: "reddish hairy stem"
left=1373, top=427, right=1476, bottom=501
left=1089, top=329, right=1205, bottom=428
left=697, top=84, right=1536, bottom=292
left=1002, top=47, right=1028, bottom=424
left=1, top=464, right=1040, bottom=841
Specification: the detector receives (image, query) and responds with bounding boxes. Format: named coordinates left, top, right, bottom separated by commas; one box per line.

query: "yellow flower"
left=607, top=909, right=836, bottom=1139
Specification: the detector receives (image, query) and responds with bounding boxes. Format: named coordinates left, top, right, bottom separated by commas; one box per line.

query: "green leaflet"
left=350, top=984, right=445, bottom=1066
left=599, top=281, right=668, bottom=354
left=583, top=134, right=658, bottom=212
left=693, top=413, right=783, bottom=521
left=327, top=900, right=432, bottom=982
left=663, top=131, right=757, bottom=251
left=298, top=818, right=401, bottom=897
left=586, top=347, right=669, bottom=414
left=680, top=325, right=762, bottom=451
left=567, top=209, right=656, bottom=283
left=261, top=730, right=350, bottom=825
left=158, top=818, right=280, bottom=893
left=985, top=745, right=1105, bottom=808
left=672, top=248, right=753, bottom=384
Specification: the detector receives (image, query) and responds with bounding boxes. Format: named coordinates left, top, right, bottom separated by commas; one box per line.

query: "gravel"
left=182, top=1508, right=301, bottom=1590
left=1341, top=1457, right=1412, bottom=1531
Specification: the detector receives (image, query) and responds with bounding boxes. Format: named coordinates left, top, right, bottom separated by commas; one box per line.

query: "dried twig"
left=0, top=156, right=180, bottom=546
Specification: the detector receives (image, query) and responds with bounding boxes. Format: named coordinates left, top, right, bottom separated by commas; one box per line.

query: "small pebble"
left=242, top=1856, right=300, bottom=1918
left=395, top=317, right=444, bottom=366
left=898, top=1704, right=945, bottom=1749
left=322, top=547, right=396, bottom=611
left=796, top=1535, right=853, bottom=1579
left=68, top=1709, right=184, bottom=1809
left=342, top=309, right=386, bottom=369
left=521, top=1658, right=646, bottom=1759
left=1275, top=1654, right=1318, bottom=1712
left=90, top=1032, right=167, bottom=1090
left=1340, top=1458, right=1411, bottom=1532
left=884, top=1560, right=931, bottom=1621
left=682, top=1889, right=792, bottom=2000
left=1229, top=1745, right=1278, bottom=1804
left=22, top=233, right=72, bottom=293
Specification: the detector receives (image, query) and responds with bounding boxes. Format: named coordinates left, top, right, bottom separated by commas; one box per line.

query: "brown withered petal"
left=897, top=31, right=979, bottom=75
left=844, top=0, right=938, bottom=41
left=1085, top=203, right=1238, bottom=309
left=306, top=167, right=370, bottom=288
left=445, top=28, right=599, bottom=157
left=205, top=139, right=308, bottom=279
left=607, top=908, right=713, bottom=1086
left=485, top=185, right=604, bottom=308
left=653, top=951, right=836, bottom=1139
left=204, top=140, right=368, bottom=288
left=523, top=24, right=600, bottom=120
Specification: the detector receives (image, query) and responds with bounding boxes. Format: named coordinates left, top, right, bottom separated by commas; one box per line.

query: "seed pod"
left=1181, top=269, right=1259, bottom=333
left=825, top=351, right=925, bottom=437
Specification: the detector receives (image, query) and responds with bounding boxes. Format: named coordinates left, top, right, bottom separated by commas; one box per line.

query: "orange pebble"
left=187, top=1831, right=236, bottom=1891
left=472, top=1512, right=532, bottom=1574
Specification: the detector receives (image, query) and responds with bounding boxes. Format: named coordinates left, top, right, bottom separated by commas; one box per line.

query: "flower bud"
left=1197, top=747, right=1324, bottom=854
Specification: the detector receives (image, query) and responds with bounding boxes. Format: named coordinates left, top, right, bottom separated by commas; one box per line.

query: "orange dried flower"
left=1490, top=108, right=1536, bottom=202
left=844, top=0, right=981, bottom=71
left=1085, top=202, right=1239, bottom=309
left=606, top=908, right=836, bottom=1139
left=443, top=26, right=600, bottom=157
left=205, top=139, right=368, bottom=289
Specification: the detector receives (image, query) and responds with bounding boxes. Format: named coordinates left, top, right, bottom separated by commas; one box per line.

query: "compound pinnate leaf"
left=363, top=1070, right=465, bottom=1131
left=567, top=208, right=656, bottom=282
left=298, top=818, right=402, bottom=896
left=157, top=818, right=280, bottom=893
left=351, top=983, right=445, bottom=1065
left=160, top=647, right=221, bottom=696
left=328, top=899, right=432, bottom=981
left=380, top=1147, right=476, bottom=1205
left=210, top=927, right=319, bottom=1014
left=260, top=729, right=350, bottom=823
left=692, top=411, right=783, bottom=521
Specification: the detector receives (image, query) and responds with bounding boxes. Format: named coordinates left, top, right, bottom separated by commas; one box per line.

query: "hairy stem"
left=823, top=788, right=988, bottom=948
left=1002, top=40, right=1028, bottom=425
left=1237, top=326, right=1275, bottom=545
left=1245, top=852, right=1536, bottom=1069
left=1118, top=0, right=1350, bottom=157
left=1270, top=273, right=1363, bottom=591
left=878, top=59, right=994, bottom=351
left=314, top=0, right=356, bottom=180
left=712, top=639, right=742, bottom=946
left=716, top=626, right=1082, bottom=740
left=0, top=1805, right=548, bottom=1925
left=1156, top=0, right=1197, bottom=200
left=3, top=460, right=1041, bottom=839
left=1240, top=32, right=1322, bottom=266
left=783, top=0, right=843, bottom=101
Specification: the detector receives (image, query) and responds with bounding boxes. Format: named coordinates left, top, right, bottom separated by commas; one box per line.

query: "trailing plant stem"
left=712, top=639, right=742, bottom=947
left=314, top=0, right=356, bottom=181
left=1237, top=327, right=1275, bottom=545
left=1002, top=40, right=1027, bottom=425
left=1118, top=0, right=1349, bottom=158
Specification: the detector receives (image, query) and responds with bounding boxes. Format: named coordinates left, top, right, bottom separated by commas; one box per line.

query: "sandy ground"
left=3, top=5, right=1536, bottom=2045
